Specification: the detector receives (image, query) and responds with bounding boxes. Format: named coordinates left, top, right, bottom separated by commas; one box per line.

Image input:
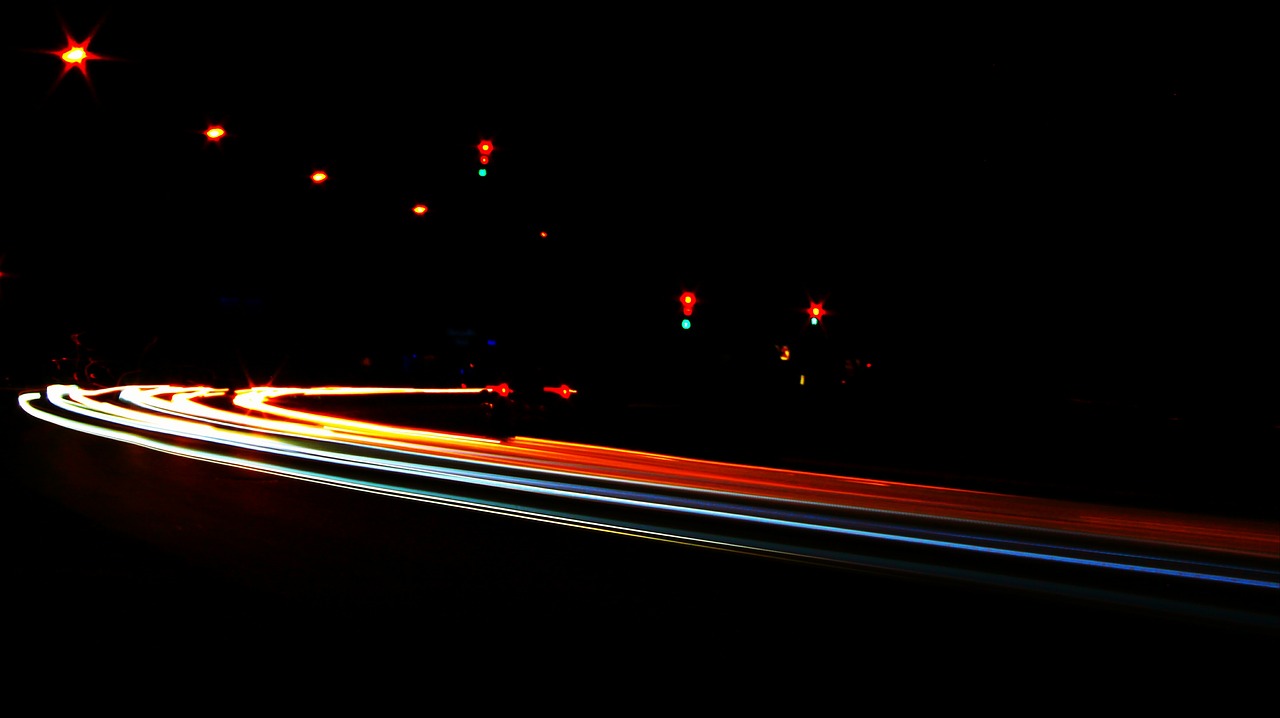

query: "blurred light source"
left=311, top=170, right=328, bottom=185
left=46, top=22, right=113, bottom=94
left=808, top=300, right=826, bottom=325
left=61, top=46, right=87, bottom=65
left=679, top=290, right=697, bottom=330
left=679, top=291, right=696, bottom=317
left=412, top=203, right=428, bottom=215
left=544, top=384, right=577, bottom=399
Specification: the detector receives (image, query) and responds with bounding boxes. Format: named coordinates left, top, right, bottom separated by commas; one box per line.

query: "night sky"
left=2, top=6, right=1271, bottom=425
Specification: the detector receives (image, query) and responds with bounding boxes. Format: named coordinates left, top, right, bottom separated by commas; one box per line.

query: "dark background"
left=2, top=6, right=1274, bottom=492
left=1, top=6, right=1275, bottom=697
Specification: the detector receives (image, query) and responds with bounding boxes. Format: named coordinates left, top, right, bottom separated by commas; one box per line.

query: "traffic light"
left=678, top=291, right=697, bottom=329
left=477, top=139, right=494, bottom=176
left=808, top=300, right=826, bottom=325
left=679, top=291, right=696, bottom=316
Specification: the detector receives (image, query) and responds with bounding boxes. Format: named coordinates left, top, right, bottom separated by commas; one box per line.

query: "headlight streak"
left=19, top=388, right=809, bottom=565
left=18, top=385, right=1280, bottom=626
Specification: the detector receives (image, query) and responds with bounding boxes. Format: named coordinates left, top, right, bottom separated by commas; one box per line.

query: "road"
left=15, top=384, right=1279, bottom=610
left=4, top=382, right=1277, bottom=697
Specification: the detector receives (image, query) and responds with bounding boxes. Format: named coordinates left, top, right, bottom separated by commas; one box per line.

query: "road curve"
left=18, top=383, right=1280, bottom=631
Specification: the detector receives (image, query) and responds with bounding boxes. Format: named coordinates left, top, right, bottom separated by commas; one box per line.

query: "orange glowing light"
left=205, top=125, right=226, bottom=141
left=413, top=204, right=428, bottom=215
left=486, top=383, right=512, bottom=397
left=539, top=231, right=548, bottom=238
left=61, top=46, right=88, bottom=64
left=41, top=17, right=115, bottom=95
left=311, top=171, right=328, bottom=184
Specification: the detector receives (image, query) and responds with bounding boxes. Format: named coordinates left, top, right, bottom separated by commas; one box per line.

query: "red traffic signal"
left=679, top=291, right=697, bottom=316
left=808, top=300, right=826, bottom=324
left=543, top=384, right=577, bottom=400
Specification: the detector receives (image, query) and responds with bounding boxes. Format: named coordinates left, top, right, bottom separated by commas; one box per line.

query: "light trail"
left=18, top=383, right=1280, bottom=629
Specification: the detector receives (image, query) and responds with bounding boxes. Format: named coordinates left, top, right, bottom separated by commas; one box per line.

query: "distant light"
left=205, top=125, right=226, bottom=141
left=412, top=204, right=428, bottom=215
left=478, top=168, right=487, bottom=177
left=311, top=171, right=328, bottom=184
left=808, top=300, right=826, bottom=325
left=486, top=383, right=511, bottom=398
left=61, top=47, right=87, bottom=64
left=679, top=291, right=696, bottom=316
left=44, top=23, right=115, bottom=94
left=539, top=231, right=548, bottom=238
left=681, top=318, right=692, bottom=330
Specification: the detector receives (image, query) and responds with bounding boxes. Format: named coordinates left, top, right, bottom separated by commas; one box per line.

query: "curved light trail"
left=18, top=383, right=1280, bottom=629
